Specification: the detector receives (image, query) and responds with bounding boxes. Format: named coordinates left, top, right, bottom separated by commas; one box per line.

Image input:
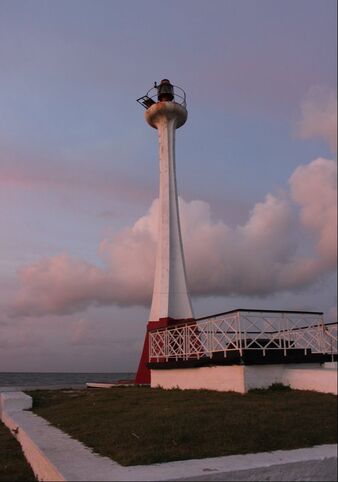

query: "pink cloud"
left=8, top=89, right=337, bottom=318
left=0, top=141, right=154, bottom=205
left=13, top=253, right=145, bottom=316
left=275, top=157, right=337, bottom=290
left=10, top=155, right=337, bottom=317
left=0, top=165, right=153, bottom=205
left=70, top=319, right=110, bottom=346
left=290, top=157, right=337, bottom=265
left=297, top=87, right=337, bottom=152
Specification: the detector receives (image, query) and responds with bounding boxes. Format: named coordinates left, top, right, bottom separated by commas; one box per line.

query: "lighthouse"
left=135, top=79, right=194, bottom=384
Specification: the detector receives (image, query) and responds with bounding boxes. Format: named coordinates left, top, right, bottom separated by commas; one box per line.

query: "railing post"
left=210, top=319, right=214, bottom=356
left=319, top=316, right=325, bottom=354
left=149, top=332, right=152, bottom=362
left=157, top=331, right=160, bottom=362
left=238, top=312, right=242, bottom=356
left=286, top=314, right=291, bottom=352
left=164, top=329, right=168, bottom=361
left=329, top=323, right=335, bottom=362
left=208, top=319, right=212, bottom=357
left=282, top=312, right=287, bottom=356
left=184, top=324, right=188, bottom=360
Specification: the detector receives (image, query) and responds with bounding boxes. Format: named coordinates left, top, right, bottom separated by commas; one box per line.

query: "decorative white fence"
left=149, top=310, right=338, bottom=362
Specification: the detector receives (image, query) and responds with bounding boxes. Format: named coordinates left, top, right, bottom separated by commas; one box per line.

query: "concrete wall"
left=244, top=365, right=285, bottom=391
left=151, top=364, right=337, bottom=394
left=1, top=392, right=66, bottom=481
left=151, top=365, right=246, bottom=393
left=284, top=367, right=337, bottom=394
left=0, top=391, right=32, bottom=415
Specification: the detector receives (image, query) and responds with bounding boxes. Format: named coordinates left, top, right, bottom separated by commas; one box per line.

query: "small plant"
left=270, top=383, right=291, bottom=391
left=249, top=383, right=291, bottom=393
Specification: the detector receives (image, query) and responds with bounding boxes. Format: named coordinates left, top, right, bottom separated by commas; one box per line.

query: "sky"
left=0, top=0, right=336, bottom=372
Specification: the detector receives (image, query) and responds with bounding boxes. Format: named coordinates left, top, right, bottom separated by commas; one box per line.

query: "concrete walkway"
left=1, top=391, right=337, bottom=481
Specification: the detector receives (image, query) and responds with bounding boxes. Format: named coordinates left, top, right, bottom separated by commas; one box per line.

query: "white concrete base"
left=0, top=391, right=32, bottom=415
left=86, top=383, right=116, bottom=388
left=86, top=383, right=134, bottom=388
left=151, top=364, right=338, bottom=394
left=284, top=367, right=337, bottom=394
left=1, top=391, right=337, bottom=481
left=324, top=361, right=337, bottom=369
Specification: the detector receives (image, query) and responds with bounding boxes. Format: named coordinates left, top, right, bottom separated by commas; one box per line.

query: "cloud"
left=181, top=194, right=296, bottom=296
left=71, top=319, right=110, bottom=346
left=70, top=318, right=139, bottom=348
left=0, top=140, right=154, bottom=207
left=11, top=155, right=336, bottom=317
left=0, top=164, right=153, bottom=205
left=290, top=157, right=337, bottom=265
left=275, top=157, right=337, bottom=288
left=8, top=89, right=337, bottom=318
left=14, top=255, right=114, bottom=316
left=0, top=324, right=41, bottom=348
left=297, top=87, right=337, bottom=152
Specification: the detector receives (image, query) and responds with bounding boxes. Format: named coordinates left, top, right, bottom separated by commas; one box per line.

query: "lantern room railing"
left=149, top=309, right=338, bottom=362
left=137, top=84, right=186, bottom=109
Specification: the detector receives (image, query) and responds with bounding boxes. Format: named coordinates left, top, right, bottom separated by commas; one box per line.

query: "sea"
left=0, top=372, right=135, bottom=390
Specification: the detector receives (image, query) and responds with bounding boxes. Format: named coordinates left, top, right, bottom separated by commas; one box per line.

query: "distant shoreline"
left=0, top=372, right=135, bottom=390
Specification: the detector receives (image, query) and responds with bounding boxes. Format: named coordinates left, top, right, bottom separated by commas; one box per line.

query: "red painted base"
left=135, top=317, right=194, bottom=385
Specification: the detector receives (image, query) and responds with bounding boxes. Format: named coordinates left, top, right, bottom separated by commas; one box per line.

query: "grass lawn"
left=28, top=386, right=337, bottom=466
left=0, top=421, right=36, bottom=482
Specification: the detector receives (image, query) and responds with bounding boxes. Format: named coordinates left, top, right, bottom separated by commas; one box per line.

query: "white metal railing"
left=145, top=85, right=186, bottom=107
left=149, top=310, right=338, bottom=362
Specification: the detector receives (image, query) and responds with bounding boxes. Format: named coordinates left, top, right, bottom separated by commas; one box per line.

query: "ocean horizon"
left=0, top=372, right=135, bottom=390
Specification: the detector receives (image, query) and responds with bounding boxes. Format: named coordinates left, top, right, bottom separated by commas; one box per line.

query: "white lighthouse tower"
left=135, top=79, right=194, bottom=384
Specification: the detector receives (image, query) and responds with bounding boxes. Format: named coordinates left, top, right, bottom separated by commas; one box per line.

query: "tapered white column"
left=145, top=102, right=193, bottom=321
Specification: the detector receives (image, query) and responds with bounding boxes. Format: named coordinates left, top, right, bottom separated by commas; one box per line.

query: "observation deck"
left=148, top=309, right=337, bottom=368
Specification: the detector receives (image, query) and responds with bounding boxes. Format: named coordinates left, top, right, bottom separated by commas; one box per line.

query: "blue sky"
left=0, top=0, right=336, bottom=371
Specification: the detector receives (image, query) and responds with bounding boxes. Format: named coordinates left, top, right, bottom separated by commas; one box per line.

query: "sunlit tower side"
left=135, top=79, right=194, bottom=384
